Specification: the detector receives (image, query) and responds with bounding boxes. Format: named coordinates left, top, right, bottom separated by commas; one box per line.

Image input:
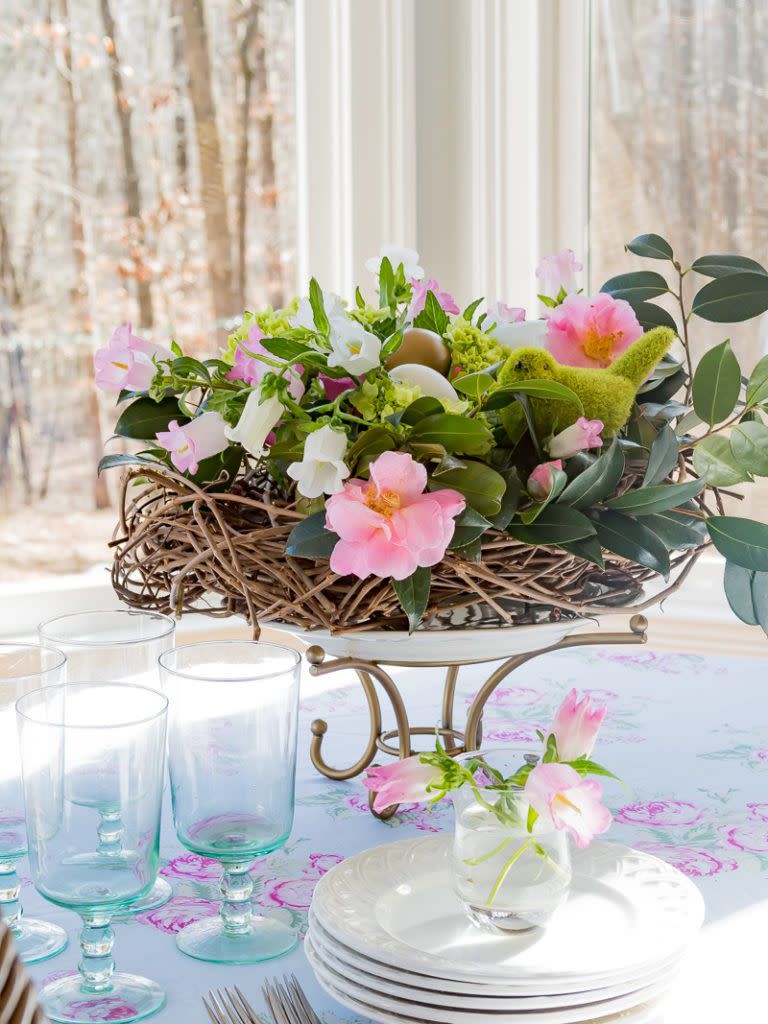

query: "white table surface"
left=22, top=642, right=768, bottom=1023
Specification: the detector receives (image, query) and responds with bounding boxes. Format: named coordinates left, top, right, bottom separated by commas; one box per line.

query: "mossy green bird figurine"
left=496, top=326, right=675, bottom=440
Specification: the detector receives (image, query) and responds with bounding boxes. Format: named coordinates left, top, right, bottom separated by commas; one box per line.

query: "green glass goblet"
left=160, top=640, right=300, bottom=964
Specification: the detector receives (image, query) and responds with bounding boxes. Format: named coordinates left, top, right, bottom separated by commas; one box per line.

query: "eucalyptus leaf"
left=691, top=271, right=768, bottom=323
left=730, top=421, right=768, bottom=476
left=600, top=270, right=669, bottom=303
left=115, top=396, right=186, bottom=440
left=691, top=254, right=767, bottom=279
left=431, top=460, right=507, bottom=517
left=751, top=572, right=768, bottom=635
left=285, top=512, right=338, bottom=559
left=409, top=413, right=493, bottom=456
left=590, top=510, right=671, bottom=577
left=507, top=505, right=596, bottom=546
left=724, top=562, right=759, bottom=625
left=624, top=234, right=674, bottom=260
left=643, top=425, right=680, bottom=485
left=393, top=567, right=431, bottom=633
left=97, top=453, right=162, bottom=474
left=692, top=339, right=741, bottom=425
left=693, top=435, right=751, bottom=486
left=707, top=516, right=768, bottom=571
left=603, top=479, right=703, bottom=516
left=559, top=438, right=624, bottom=508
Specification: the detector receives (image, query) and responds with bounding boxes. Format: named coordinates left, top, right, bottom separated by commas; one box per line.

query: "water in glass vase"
left=452, top=797, right=571, bottom=932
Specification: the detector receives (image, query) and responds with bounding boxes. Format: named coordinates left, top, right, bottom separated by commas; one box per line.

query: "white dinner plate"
left=306, top=920, right=681, bottom=1009
left=309, top=836, right=703, bottom=990
left=306, top=939, right=670, bottom=1024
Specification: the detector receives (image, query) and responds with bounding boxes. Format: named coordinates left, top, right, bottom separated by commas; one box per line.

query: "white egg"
left=389, top=363, right=459, bottom=401
left=491, top=319, right=548, bottom=347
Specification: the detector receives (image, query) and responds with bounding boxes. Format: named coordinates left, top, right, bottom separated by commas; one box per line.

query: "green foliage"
left=730, top=422, right=768, bottom=476
left=691, top=272, right=768, bottom=322
left=448, top=508, right=494, bottom=549
left=643, top=425, right=680, bottom=486
left=115, top=396, right=185, bottom=439
left=693, top=436, right=751, bottom=487
left=691, top=254, right=767, bottom=279
left=624, top=234, right=674, bottom=260
left=408, top=413, right=494, bottom=456
left=600, top=271, right=669, bottom=303
left=590, top=510, right=670, bottom=577
left=393, top=568, right=431, bottom=633
left=430, top=458, right=508, bottom=517
left=707, top=516, right=768, bottom=572
left=507, top=505, right=596, bottom=546
left=413, top=291, right=450, bottom=335
left=285, top=512, right=338, bottom=559
left=559, top=439, right=624, bottom=508
left=692, top=340, right=741, bottom=425
left=603, top=479, right=703, bottom=516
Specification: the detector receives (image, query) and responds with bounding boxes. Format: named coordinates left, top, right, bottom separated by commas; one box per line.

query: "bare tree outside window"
left=0, top=0, right=296, bottom=580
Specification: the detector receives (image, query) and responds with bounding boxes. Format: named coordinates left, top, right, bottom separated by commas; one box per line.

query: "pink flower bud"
left=548, top=417, right=604, bottom=459
left=527, top=460, right=563, bottom=501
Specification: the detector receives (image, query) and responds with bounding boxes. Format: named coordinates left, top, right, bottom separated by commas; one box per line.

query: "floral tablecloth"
left=24, top=644, right=768, bottom=1023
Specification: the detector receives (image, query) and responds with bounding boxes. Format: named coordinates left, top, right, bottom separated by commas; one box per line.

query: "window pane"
left=0, top=0, right=296, bottom=580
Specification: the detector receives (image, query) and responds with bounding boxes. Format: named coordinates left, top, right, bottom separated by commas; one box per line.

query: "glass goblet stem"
left=97, top=810, right=124, bottom=855
left=0, top=857, right=22, bottom=931
left=220, top=863, right=254, bottom=935
left=78, top=914, right=116, bottom=992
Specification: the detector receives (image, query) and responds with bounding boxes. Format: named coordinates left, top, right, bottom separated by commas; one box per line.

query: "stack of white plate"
left=306, top=835, right=704, bottom=1024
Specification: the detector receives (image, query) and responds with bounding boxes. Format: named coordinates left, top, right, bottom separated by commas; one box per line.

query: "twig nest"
left=389, top=363, right=459, bottom=401
left=385, top=327, right=451, bottom=373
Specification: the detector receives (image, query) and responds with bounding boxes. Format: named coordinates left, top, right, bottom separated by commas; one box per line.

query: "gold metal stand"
left=306, top=615, right=648, bottom=818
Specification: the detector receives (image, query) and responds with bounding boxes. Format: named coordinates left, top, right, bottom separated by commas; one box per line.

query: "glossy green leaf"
left=190, top=447, right=243, bottom=489
left=692, top=339, right=741, bottom=425
left=724, top=562, right=759, bottom=625
left=559, top=439, right=625, bottom=509
left=378, top=257, right=395, bottom=308
left=692, top=436, right=751, bottom=486
left=590, top=510, right=670, bottom=577
left=488, top=469, right=522, bottom=530
left=398, top=396, right=444, bottom=426
left=642, top=511, right=707, bottom=551
left=730, top=421, right=768, bottom=476
left=114, top=396, right=186, bottom=440
left=484, top=379, right=584, bottom=413
left=393, top=567, right=431, bottom=633
left=751, top=572, right=768, bottom=635
left=507, top=505, right=596, bottom=546
left=643, top=425, right=680, bottom=485
left=691, top=271, right=768, bottom=323
left=285, top=512, right=338, bottom=559
left=559, top=535, right=605, bottom=568
left=449, top=508, right=494, bottom=549
left=259, top=336, right=310, bottom=360
left=97, top=453, right=162, bottom=474
left=431, top=460, right=507, bottom=517
left=630, top=301, right=679, bottom=334
left=603, top=479, right=703, bottom=516
left=413, top=290, right=450, bottom=336
left=746, top=354, right=768, bottom=407
left=600, top=271, right=669, bottom=303
left=691, top=254, right=767, bottom=279
left=309, top=277, right=329, bottom=333
left=462, top=297, right=484, bottom=323
left=624, top=234, right=674, bottom=260
left=707, top=516, right=768, bottom=571
left=408, top=414, right=493, bottom=456
left=453, top=370, right=495, bottom=401
left=346, top=426, right=397, bottom=472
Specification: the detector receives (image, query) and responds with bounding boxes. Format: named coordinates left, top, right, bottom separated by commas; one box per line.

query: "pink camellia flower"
left=527, top=459, right=563, bottom=501
left=363, top=755, right=441, bottom=814
left=548, top=417, right=604, bottom=459
left=409, top=278, right=460, bottom=319
left=156, top=411, right=229, bottom=475
left=525, top=762, right=612, bottom=849
left=325, top=451, right=465, bottom=581
left=93, top=323, right=168, bottom=392
left=227, top=323, right=304, bottom=401
left=548, top=688, right=607, bottom=762
left=536, top=248, right=583, bottom=299
left=546, top=292, right=642, bottom=368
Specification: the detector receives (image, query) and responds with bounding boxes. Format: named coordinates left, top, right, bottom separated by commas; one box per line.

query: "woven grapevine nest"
left=110, top=462, right=710, bottom=636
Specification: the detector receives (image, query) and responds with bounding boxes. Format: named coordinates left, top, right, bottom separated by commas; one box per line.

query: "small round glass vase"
left=451, top=749, right=572, bottom=933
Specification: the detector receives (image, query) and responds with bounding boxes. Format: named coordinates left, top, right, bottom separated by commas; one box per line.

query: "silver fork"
left=203, top=985, right=264, bottom=1024
left=262, top=975, right=321, bottom=1024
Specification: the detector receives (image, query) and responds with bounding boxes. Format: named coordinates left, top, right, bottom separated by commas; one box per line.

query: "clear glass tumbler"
left=160, top=640, right=300, bottom=964
left=0, top=642, right=68, bottom=963
left=17, top=681, right=168, bottom=1024
left=38, top=609, right=175, bottom=914
left=451, top=749, right=572, bottom=933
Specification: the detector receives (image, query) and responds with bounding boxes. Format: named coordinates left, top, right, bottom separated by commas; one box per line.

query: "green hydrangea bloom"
left=446, top=318, right=508, bottom=374
left=223, top=301, right=299, bottom=362
left=352, top=375, right=422, bottom=421
left=348, top=305, right=393, bottom=330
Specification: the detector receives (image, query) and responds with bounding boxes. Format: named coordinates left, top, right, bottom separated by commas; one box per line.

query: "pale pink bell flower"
left=363, top=756, right=439, bottom=814
left=324, top=451, right=465, bottom=581
left=156, top=411, right=229, bottom=475
left=408, top=278, right=460, bottom=319
left=525, top=762, right=612, bottom=849
left=228, top=324, right=305, bottom=401
left=93, top=323, right=168, bottom=392
left=548, top=417, right=604, bottom=459
left=548, top=688, right=607, bottom=761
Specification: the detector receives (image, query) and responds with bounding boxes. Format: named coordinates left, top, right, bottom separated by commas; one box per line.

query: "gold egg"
left=385, top=327, right=451, bottom=375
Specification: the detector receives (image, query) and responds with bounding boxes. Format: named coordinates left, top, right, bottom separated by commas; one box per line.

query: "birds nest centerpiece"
left=100, top=236, right=768, bottom=644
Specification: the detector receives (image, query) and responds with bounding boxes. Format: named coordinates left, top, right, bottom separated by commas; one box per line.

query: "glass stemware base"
left=115, top=877, right=172, bottom=917
left=40, top=972, right=165, bottom=1024
left=176, top=913, right=297, bottom=964
left=12, top=916, right=69, bottom=963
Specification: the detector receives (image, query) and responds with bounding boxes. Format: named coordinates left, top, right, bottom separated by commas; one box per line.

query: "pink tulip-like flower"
left=325, top=451, right=465, bottom=581
left=409, top=278, right=460, bottom=319
left=536, top=249, right=583, bottom=299
left=156, top=411, right=229, bottom=475
left=227, top=324, right=304, bottom=400
left=363, top=755, right=440, bottom=814
left=93, top=323, right=168, bottom=392
left=488, top=302, right=526, bottom=324
left=525, top=762, right=612, bottom=849
left=548, top=417, right=604, bottom=459
left=546, top=292, right=642, bottom=368
left=548, top=688, right=607, bottom=761
left=527, top=459, right=563, bottom=501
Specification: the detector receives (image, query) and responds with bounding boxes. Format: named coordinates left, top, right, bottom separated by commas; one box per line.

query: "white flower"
left=225, top=387, right=283, bottom=458
left=490, top=319, right=548, bottom=348
left=327, top=315, right=382, bottom=374
left=287, top=424, right=350, bottom=499
left=365, top=244, right=424, bottom=281
left=290, top=292, right=345, bottom=332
